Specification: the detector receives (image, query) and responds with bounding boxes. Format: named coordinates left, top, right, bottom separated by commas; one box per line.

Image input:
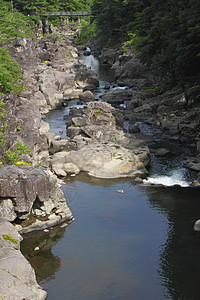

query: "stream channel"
left=21, top=49, right=200, bottom=300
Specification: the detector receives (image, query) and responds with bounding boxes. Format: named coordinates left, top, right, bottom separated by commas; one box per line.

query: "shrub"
left=4, top=140, right=30, bottom=164
left=0, top=47, right=23, bottom=94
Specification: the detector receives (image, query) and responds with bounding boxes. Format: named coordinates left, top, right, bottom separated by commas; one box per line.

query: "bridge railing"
left=40, top=11, right=92, bottom=17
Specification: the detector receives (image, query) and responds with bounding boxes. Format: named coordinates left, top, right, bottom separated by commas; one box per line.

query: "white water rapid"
left=143, top=168, right=190, bottom=187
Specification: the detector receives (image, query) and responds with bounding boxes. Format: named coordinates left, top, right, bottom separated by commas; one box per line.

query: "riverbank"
left=0, top=21, right=82, bottom=299
left=89, top=35, right=200, bottom=185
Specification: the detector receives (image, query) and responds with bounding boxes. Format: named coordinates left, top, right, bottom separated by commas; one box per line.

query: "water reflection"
left=64, top=171, right=133, bottom=187
left=145, top=186, right=200, bottom=300
left=21, top=178, right=200, bottom=300
left=21, top=224, right=68, bottom=282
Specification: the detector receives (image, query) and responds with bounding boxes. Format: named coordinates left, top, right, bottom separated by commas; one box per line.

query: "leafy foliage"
left=2, top=234, right=18, bottom=244
left=91, top=0, right=200, bottom=87
left=4, top=140, right=30, bottom=164
left=0, top=1, right=30, bottom=93
left=13, top=0, right=93, bottom=15
left=76, top=21, right=97, bottom=44
left=0, top=0, right=31, bottom=44
left=0, top=47, right=23, bottom=93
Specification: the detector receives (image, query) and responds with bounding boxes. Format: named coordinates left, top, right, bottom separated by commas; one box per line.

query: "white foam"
left=120, top=103, right=127, bottom=108
left=112, top=86, right=127, bottom=90
left=143, top=169, right=190, bottom=187
left=84, top=55, right=100, bottom=73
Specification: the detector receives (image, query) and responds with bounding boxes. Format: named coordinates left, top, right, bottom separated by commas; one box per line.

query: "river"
left=21, top=49, right=200, bottom=300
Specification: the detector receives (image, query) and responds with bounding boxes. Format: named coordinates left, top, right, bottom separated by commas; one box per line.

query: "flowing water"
left=21, top=48, right=200, bottom=300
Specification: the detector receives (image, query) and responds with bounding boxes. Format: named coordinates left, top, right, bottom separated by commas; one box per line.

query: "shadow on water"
left=145, top=186, right=200, bottom=300
left=21, top=224, right=67, bottom=283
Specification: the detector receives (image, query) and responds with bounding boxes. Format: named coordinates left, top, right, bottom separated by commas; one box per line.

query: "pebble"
left=15, top=224, right=23, bottom=231
left=44, top=229, right=49, bottom=232
left=61, top=223, right=68, bottom=228
left=55, top=135, right=61, bottom=140
left=116, top=189, right=124, bottom=194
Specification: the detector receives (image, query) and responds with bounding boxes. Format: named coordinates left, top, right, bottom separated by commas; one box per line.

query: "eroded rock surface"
left=101, top=88, right=132, bottom=104
left=0, top=165, right=72, bottom=233
left=0, top=220, right=47, bottom=300
left=52, top=101, right=150, bottom=178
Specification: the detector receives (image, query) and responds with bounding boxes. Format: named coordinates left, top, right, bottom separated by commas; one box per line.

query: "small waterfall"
left=80, top=47, right=100, bottom=73
left=143, top=168, right=190, bottom=187
left=123, top=118, right=193, bottom=187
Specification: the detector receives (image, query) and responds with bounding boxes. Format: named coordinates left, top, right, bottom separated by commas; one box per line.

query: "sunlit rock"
left=0, top=220, right=47, bottom=300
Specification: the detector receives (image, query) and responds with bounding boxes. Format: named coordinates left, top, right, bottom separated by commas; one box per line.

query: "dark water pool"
left=21, top=174, right=200, bottom=300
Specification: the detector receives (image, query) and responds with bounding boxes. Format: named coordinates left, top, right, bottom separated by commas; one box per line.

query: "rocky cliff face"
left=0, top=22, right=85, bottom=231
left=0, top=21, right=83, bottom=300
left=0, top=165, right=72, bottom=233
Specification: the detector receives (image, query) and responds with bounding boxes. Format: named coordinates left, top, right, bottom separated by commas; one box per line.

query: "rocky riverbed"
left=1, top=19, right=200, bottom=300
left=90, top=35, right=200, bottom=184
left=50, top=101, right=150, bottom=179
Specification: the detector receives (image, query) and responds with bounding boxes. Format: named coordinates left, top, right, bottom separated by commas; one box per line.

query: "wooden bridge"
left=40, top=11, right=92, bottom=17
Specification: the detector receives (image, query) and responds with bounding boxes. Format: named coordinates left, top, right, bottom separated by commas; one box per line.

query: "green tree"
left=0, top=47, right=23, bottom=93
left=13, top=0, right=92, bottom=14
left=0, top=0, right=31, bottom=44
left=13, top=0, right=48, bottom=15
left=92, top=0, right=130, bottom=38
left=133, top=0, right=200, bottom=87
left=92, top=0, right=200, bottom=88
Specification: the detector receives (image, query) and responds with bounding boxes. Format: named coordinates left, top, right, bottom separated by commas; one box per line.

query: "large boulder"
left=102, top=88, right=132, bottom=104
left=183, top=159, right=200, bottom=172
left=51, top=142, right=149, bottom=179
left=36, top=68, right=76, bottom=108
left=72, top=101, right=116, bottom=127
left=74, top=63, right=99, bottom=89
left=79, top=90, right=97, bottom=102
left=99, top=48, right=117, bottom=65
left=115, top=57, right=150, bottom=87
left=15, top=98, right=41, bottom=151
left=0, top=165, right=72, bottom=232
left=32, top=91, right=49, bottom=113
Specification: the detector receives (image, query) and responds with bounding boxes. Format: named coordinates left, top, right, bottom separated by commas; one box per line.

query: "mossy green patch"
left=2, top=234, right=18, bottom=244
